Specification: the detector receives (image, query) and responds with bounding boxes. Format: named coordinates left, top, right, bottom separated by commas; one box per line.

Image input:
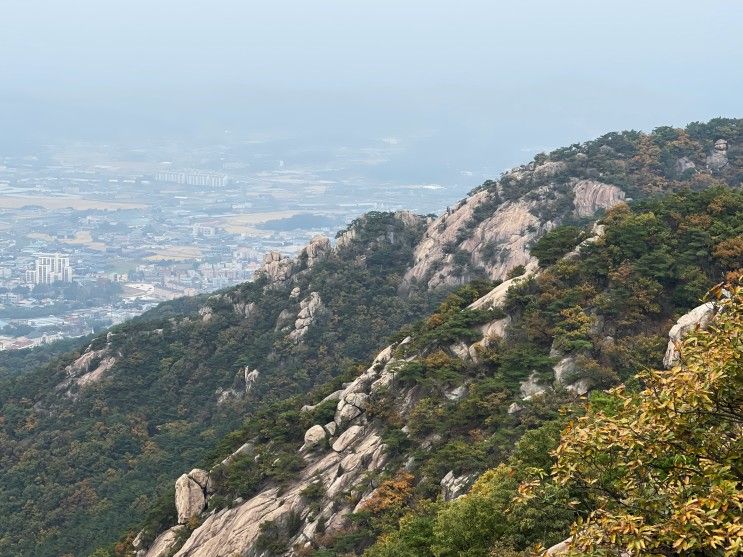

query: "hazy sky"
left=1, top=0, right=742, bottom=179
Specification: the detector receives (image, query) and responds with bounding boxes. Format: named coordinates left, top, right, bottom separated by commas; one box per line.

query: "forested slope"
left=106, top=120, right=742, bottom=557
left=1, top=118, right=741, bottom=557
left=0, top=213, right=435, bottom=556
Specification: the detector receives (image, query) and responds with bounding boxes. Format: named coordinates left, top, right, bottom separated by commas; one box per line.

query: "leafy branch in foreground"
left=536, top=282, right=743, bottom=556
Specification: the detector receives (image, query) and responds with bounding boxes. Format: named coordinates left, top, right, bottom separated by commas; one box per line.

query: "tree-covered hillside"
left=1, top=118, right=741, bottom=557
left=0, top=213, right=437, bottom=557
left=112, top=186, right=742, bottom=557
left=357, top=189, right=743, bottom=557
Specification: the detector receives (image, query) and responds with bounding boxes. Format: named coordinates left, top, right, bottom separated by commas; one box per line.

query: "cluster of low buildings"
left=0, top=137, right=461, bottom=351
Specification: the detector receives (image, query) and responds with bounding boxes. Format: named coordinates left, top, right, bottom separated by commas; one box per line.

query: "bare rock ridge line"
left=401, top=161, right=628, bottom=293
left=142, top=340, right=403, bottom=557
left=139, top=275, right=537, bottom=557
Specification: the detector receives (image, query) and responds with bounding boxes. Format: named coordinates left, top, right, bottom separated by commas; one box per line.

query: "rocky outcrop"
left=301, top=424, right=327, bottom=451
left=532, top=160, right=567, bottom=181
left=303, top=235, right=331, bottom=267
left=162, top=342, right=403, bottom=557
left=706, top=138, right=729, bottom=172
left=336, top=211, right=424, bottom=251
left=563, top=222, right=606, bottom=260
left=245, top=368, right=259, bottom=393
left=254, top=235, right=330, bottom=289
left=572, top=179, right=626, bottom=218
left=288, top=292, right=324, bottom=342
left=233, top=301, right=256, bottom=318
left=198, top=306, right=213, bottom=323
left=663, top=302, right=718, bottom=367
left=175, top=470, right=209, bottom=524
left=477, top=315, right=511, bottom=346
left=675, top=156, right=696, bottom=174
left=56, top=346, right=117, bottom=394
left=468, top=269, right=535, bottom=311
left=553, top=356, right=590, bottom=395
left=463, top=271, right=533, bottom=357
left=256, top=251, right=295, bottom=288
left=216, top=367, right=260, bottom=405
left=440, top=470, right=475, bottom=501
left=144, top=526, right=184, bottom=557
left=401, top=165, right=625, bottom=292
left=519, top=371, right=549, bottom=400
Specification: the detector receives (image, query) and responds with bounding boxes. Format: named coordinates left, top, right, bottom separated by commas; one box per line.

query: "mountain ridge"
left=0, top=117, right=741, bottom=557
left=134, top=183, right=743, bottom=557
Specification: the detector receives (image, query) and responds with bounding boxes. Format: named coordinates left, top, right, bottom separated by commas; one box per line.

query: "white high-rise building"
left=27, top=253, right=73, bottom=284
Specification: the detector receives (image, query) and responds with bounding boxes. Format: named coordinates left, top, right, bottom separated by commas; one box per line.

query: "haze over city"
left=0, top=0, right=742, bottom=347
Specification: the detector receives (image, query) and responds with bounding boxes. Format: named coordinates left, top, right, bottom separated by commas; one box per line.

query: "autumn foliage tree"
left=545, top=283, right=743, bottom=556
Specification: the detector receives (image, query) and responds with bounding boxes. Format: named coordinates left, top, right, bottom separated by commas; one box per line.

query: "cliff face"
left=401, top=119, right=743, bottom=293
left=401, top=173, right=626, bottom=291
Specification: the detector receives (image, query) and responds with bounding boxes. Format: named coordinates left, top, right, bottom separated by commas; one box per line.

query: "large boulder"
left=440, top=470, right=475, bottom=501
left=302, top=425, right=327, bottom=450
left=519, top=371, right=549, bottom=400
left=175, top=472, right=207, bottom=523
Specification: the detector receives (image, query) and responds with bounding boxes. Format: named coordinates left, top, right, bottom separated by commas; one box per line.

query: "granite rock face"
left=288, top=291, right=324, bottom=342
left=175, top=471, right=208, bottom=524
left=401, top=165, right=625, bottom=292
left=56, top=345, right=118, bottom=395
left=571, top=179, right=626, bottom=218
left=706, top=138, right=729, bottom=172
left=144, top=526, right=184, bottom=557
left=440, top=470, right=476, bottom=501
left=663, top=302, right=717, bottom=367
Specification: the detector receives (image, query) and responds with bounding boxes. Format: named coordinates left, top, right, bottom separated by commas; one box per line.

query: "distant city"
left=0, top=138, right=472, bottom=350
